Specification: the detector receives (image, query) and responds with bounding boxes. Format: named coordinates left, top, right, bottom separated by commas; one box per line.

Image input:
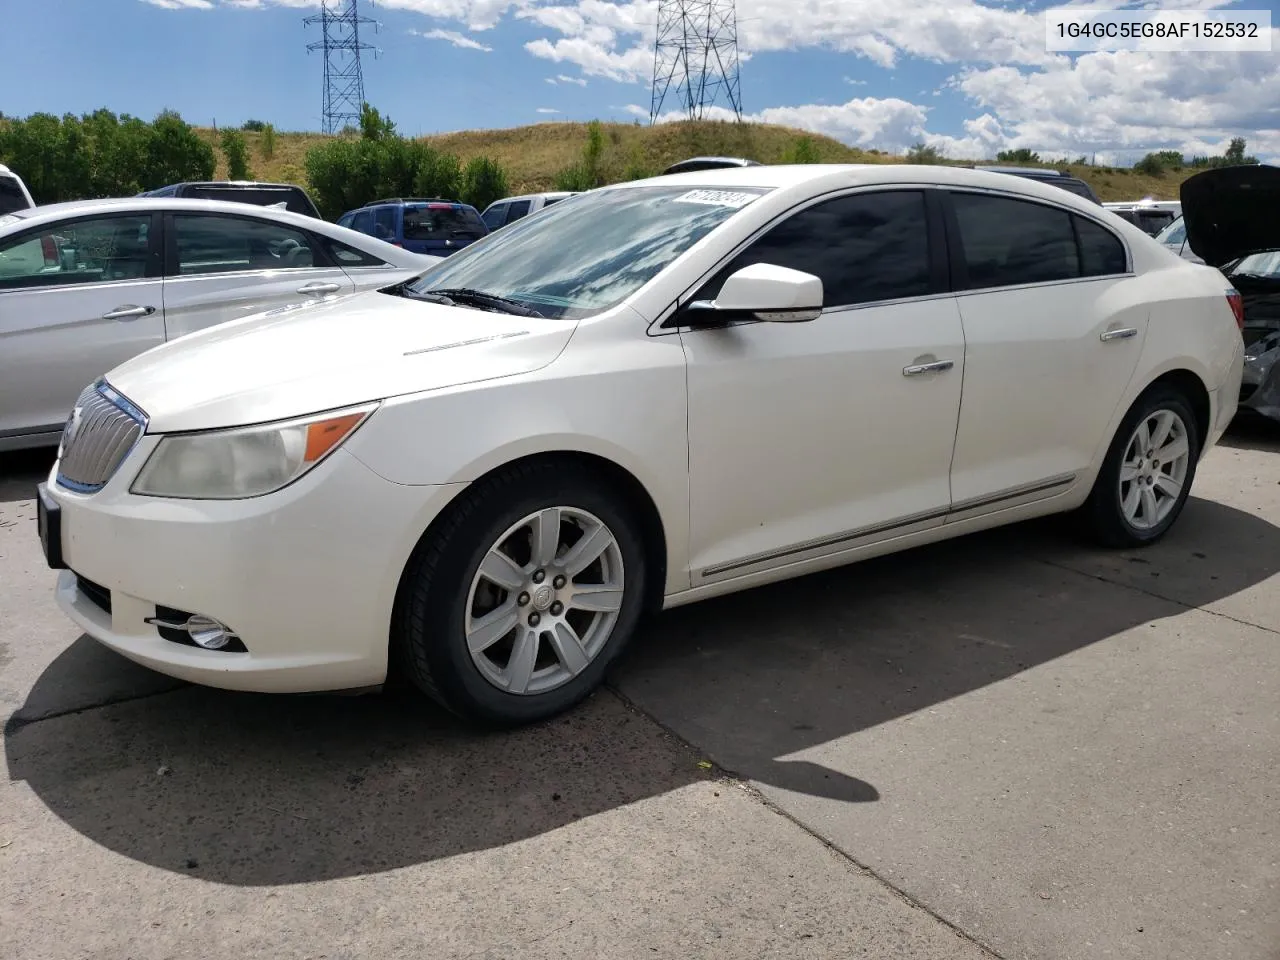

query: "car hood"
left=1180, top=164, right=1280, bottom=267
left=104, top=290, right=576, bottom=433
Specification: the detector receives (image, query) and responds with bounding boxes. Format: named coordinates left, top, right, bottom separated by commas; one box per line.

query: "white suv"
left=0, top=164, right=35, bottom=215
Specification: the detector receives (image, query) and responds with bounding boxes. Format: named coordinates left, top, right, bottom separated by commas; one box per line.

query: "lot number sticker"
left=673, top=189, right=759, bottom=208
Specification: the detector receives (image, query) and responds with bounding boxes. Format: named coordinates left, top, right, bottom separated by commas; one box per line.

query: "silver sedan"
left=0, top=197, right=438, bottom=451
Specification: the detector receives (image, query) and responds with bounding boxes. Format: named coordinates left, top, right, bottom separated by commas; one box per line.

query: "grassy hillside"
left=196, top=120, right=1193, bottom=204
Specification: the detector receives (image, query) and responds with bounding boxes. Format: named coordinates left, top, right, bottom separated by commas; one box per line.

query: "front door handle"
left=1100, top=327, right=1138, bottom=342
left=903, top=359, right=955, bottom=377
left=101, top=305, right=156, bottom=321
left=297, top=281, right=342, bottom=296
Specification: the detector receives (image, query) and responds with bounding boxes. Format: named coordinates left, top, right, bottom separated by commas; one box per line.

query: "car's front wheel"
left=393, top=460, right=648, bottom=725
left=1082, top=384, right=1201, bottom=548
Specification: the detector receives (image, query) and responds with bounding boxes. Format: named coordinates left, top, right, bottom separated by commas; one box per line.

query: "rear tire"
left=1081, top=384, right=1200, bottom=548
left=392, top=460, right=648, bottom=726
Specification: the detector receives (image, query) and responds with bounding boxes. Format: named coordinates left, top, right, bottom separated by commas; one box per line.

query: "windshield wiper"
left=410, top=287, right=544, bottom=318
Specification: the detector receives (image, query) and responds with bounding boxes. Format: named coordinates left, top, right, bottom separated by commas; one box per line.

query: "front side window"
left=173, top=214, right=317, bottom=276
left=406, top=185, right=770, bottom=319
left=403, top=204, right=488, bottom=243
left=504, top=200, right=532, bottom=223
left=697, top=190, right=933, bottom=308
left=952, top=192, right=1080, bottom=289
left=0, top=215, right=153, bottom=290
left=481, top=204, right=508, bottom=229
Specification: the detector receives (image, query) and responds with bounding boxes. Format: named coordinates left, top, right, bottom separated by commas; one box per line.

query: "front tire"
left=1081, top=384, right=1200, bottom=548
left=392, top=460, right=648, bottom=726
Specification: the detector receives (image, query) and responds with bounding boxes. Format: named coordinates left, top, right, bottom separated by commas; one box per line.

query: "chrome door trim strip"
left=696, top=472, right=1078, bottom=580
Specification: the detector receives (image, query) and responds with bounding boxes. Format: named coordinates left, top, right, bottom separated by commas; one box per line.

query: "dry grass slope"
left=196, top=120, right=1194, bottom=204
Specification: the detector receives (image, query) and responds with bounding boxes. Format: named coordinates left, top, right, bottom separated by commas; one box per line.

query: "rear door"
left=161, top=211, right=354, bottom=340
left=942, top=190, right=1144, bottom=514
left=0, top=212, right=165, bottom=439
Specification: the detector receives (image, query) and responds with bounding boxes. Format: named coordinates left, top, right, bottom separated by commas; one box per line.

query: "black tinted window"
left=323, top=236, right=386, bottom=267
left=1075, top=217, right=1127, bottom=276
left=505, top=200, right=532, bottom=223
left=173, top=214, right=316, bottom=275
left=701, top=190, right=933, bottom=307
left=403, top=205, right=487, bottom=241
left=373, top=206, right=397, bottom=241
left=0, top=176, right=28, bottom=215
left=352, top=210, right=374, bottom=234
left=481, top=204, right=507, bottom=229
left=952, top=193, right=1079, bottom=289
left=182, top=186, right=319, bottom=217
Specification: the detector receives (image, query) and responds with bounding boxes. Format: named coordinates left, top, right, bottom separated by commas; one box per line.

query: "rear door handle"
left=1100, top=327, right=1138, bottom=342
left=903, top=359, right=955, bottom=377
left=297, top=281, right=341, bottom=296
left=101, top=305, right=156, bottom=321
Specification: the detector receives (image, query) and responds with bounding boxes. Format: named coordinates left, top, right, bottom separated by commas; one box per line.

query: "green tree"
left=460, top=156, right=509, bottom=211
left=996, top=148, right=1041, bottom=163
left=1133, top=153, right=1165, bottom=176
left=553, top=120, right=609, bottom=190
left=260, top=123, right=276, bottom=161
left=414, top=149, right=463, bottom=199
left=782, top=135, right=823, bottom=164
left=359, top=102, right=397, bottom=141
left=242, top=119, right=267, bottom=132
left=905, top=142, right=946, bottom=164
left=220, top=128, right=251, bottom=180
left=144, top=109, right=216, bottom=186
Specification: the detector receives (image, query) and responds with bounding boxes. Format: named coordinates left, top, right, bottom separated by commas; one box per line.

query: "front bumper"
left=44, top=438, right=464, bottom=693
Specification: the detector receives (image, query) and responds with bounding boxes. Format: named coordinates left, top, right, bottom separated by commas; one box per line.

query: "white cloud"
left=141, top=0, right=214, bottom=9
left=557, top=73, right=588, bottom=86
left=408, top=27, right=493, bottom=51
left=536, top=107, right=561, bottom=114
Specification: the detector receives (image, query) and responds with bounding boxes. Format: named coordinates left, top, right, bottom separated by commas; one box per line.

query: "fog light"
left=146, top=608, right=245, bottom=652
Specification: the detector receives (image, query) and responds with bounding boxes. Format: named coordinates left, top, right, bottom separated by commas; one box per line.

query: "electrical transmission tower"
left=305, top=0, right=380, bottom=134
left=650, top=0, right=743, bottom=123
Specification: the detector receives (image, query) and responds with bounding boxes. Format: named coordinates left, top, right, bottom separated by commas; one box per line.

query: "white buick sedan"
left=38, top=164, right=1245, bottom=725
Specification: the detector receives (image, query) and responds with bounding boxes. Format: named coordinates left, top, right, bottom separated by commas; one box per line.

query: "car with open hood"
left=1181, top=163, right=1280, bottom=422
left=37, top=163, right=1244, bottom=726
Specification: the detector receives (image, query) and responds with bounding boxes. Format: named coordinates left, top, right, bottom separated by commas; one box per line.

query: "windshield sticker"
left=672, top=189, right=758, bottom=209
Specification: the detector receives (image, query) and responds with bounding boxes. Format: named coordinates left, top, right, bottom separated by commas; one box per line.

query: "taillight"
left=40, top=234, right=58, bottom=265
left=1226, top=288, right=1245, bottom=331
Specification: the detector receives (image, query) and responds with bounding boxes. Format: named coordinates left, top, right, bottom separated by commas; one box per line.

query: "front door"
left=679, top=188, right=965, bottom=584
left=0, top=212, right=165, bottom=440
left=161, top=212, right=356, bottom=340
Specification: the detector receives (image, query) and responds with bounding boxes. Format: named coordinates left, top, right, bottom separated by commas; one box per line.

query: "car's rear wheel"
left=392, top=461, right=648, bottom=725
left=1082, top=384, right=1200, bottom=548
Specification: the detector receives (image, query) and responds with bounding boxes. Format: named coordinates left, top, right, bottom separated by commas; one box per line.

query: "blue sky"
left=2, top=0, right=1277, bottom=164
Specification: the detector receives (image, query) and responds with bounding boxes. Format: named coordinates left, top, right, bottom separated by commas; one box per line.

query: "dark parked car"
left=337, top=198, right=489, bottom=257
left=1182, top=163, right=1280, bottom=422
left=662, top=156, right=762, bottom=175
left=971, top=165, right=1102, bottom=204
left=138, top=181, right=322, bottom=219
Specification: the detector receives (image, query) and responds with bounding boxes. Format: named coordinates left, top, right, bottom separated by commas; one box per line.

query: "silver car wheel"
left=1118, top=408, right=1191, bottom=531
left=465, top=506, right=626, bottom=695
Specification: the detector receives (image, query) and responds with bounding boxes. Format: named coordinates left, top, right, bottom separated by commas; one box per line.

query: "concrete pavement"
left=2, top=422, right=1278, bottom=959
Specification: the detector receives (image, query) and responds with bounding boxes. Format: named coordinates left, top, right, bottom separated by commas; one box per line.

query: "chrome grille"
left=56, top=381, right=147, bottom=492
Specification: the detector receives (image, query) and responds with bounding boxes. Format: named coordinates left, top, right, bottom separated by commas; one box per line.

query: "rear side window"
left=504, top=200, right=532, bottom=223
left=373, top=206, right=397, bottom=242
left=699, top=190, right=934, bottom=308
left=1075, top=217, right=1127, bottom=276
left=172, top=214, right=317, bottom=275
left=403, top=205, right=487, bottom=242
left=951, top=193, right=1080, bottom=289
left=351, top=210, right=374, bottom=235
left=0, top=175, right=30, bottom=215
left=481, top=204, right=508, bottom=229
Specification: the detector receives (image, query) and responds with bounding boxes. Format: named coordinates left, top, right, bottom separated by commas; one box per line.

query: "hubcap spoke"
left=504, top=628, right=540, bottom=694
left=479, top=549, right=525, bottom=591
left=1148, top=411, right=1174, bottom=452
left=561, top=523, right=615, bottom=577
left=550, top=622, right=591, bottom=676
left=1140, top=485, right=1160, bottom=525
left=466, top=601, right=519, bottom=654
left=1156, top=434, right=1189, bottom=464
left=1122, top=482, right=1142, bottom=520
left=530, top=508, right=562, bottom=568
left=569, top=585, right=624, bottom=613
left=1134, top=420, right=1152, bottom=454
left=1119, top=461, right=1141, bottom=482
left=1155, top=474, right=1182, bottom=498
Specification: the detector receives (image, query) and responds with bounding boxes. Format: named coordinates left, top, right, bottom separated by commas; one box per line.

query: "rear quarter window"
left=0, top=175, right=30, bottom=215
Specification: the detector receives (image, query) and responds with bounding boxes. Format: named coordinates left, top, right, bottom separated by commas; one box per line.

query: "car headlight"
left=130, top=404, right=377, bottom=500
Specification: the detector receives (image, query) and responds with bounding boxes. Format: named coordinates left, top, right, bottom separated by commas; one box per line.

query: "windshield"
left=404, top=204, right=487, bottom=242
left=1226, top=250, right=1280, bottom=279
left=405, top=184, right=770, bottom=319
left=1155, top=216, right=1186, bottom=245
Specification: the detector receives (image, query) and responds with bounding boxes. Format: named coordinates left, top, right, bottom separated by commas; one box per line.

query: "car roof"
left=606, top=163, right=1110, bottom=212
left=3, top=196, right=327, bottom=228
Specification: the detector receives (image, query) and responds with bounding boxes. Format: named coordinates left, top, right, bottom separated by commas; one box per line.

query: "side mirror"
left=680, top=262, right=823, bottom=325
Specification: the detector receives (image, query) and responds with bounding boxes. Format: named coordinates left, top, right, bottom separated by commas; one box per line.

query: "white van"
left=0, top=164, right=35, bottom=215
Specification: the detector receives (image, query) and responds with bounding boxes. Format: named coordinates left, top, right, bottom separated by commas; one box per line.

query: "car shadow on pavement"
left=1219, top=412, right=1280, bottom=453
left=5, top=496, right=1278, bottom=887
left=0, top=449, right=55, bottom=505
